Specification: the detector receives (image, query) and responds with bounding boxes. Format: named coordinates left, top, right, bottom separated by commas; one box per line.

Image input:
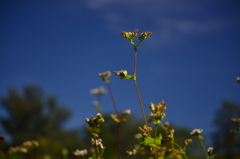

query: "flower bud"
left=190, top=129, right=203, bottom=135
left=207, top=147, right=214, bottom=155
left=122, top=109, right=131, bottom=115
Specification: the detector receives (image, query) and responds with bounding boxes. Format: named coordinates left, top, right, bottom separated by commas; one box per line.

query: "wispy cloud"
left=82, top=0, right=238, bottom=41
left=60, top=0, right=240, bottom=47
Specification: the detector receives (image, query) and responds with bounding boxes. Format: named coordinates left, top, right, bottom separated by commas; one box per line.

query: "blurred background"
left=1, top=0, right=240, bottom=158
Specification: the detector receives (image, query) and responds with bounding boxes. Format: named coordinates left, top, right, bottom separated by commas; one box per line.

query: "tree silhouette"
left=211, top=101, right=240, bottom=159
left=0, top=85, right=82, bottom=159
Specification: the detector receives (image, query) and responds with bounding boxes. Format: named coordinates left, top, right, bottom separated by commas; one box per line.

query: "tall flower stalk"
left=116, top=29, right=153, bottom=129
left=115, top=29, right=156, bottom=158
left=133, top=50, right=149, bottom=129
left=98, top=71, right=121, bottom=159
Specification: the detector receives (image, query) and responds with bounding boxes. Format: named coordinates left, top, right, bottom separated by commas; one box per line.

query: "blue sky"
left=1, top=0, right=240, bottom=139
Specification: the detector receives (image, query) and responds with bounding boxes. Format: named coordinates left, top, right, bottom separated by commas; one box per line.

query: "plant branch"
left=106, top=83, right=119, bottom=116
left=199, top=139, right=209, bottom=157
left=106, top=83, right=120, bottom=159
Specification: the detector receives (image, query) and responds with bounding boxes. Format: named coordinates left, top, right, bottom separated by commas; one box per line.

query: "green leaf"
left=90, top=132, right=99, bottom=137
left=120, top=75, right=134, bottom=79
left=197, top=135, right=204, bottom=140
left=205, top=154, right=217, bottom=159
left=153, top=120, right=161, bottom=124
left=98, top=147, right=105, bottom=157
left=142, top=136, right=161, bottom=147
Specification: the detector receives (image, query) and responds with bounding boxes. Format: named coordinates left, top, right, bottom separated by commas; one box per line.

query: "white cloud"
left=83, top=1, right=225, bottom=33
left=85, top=0, right=202, bottom=13
left=60, top=0, right=239, bottom=47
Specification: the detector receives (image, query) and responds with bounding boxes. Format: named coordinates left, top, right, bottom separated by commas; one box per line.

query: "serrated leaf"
left=143, top=136, right=161, bottom=147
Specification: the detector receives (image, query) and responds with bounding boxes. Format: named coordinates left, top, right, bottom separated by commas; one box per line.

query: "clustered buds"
left=113, top=70, right=128, bottom=77
left=122, top=109, right=131, bottom=115
left=72, top=149, right=88, bottom=156
left=121, top=29, right=139, bottom=45
left=9, top=146, right=28, bottom=154
left=161, top=129, right=175, bottom=144
left=164, top=121, right=170, bottom=128
left=156, top=146, right=167, bottom=156
left=92, top=101, right=100, bottom=107
left=113, top=69, right=134, bottom=80
left=86, top=113, right=104, bottom=128
left=165, top=148, right=182, bottom=157
left=98, top=71, right=111, bottom=83
left=230, top=118, right=240, bottom=134
left=121, top=29, right=153, bottom=47
left=166, top=129, right=174, bottom=140
left=90, top=86, right=107, bottom=96
left=111, top=109, right=131, bottom=123
left=207, top=147, right=214, bottom=155
left=149, top=100, right=167, bottom=123
left=126, top=149, right=137, bottom=156
left=138, top=125, right=152, bottom=137
left=8, top=140, right=39, bottom=154
left=139, top=32, right=153, bottom=40
left=184, top=139, right=193, bottom=146
left=91, top=138, right=104, bottom=149
left=21, top=141, right=39, bottom=149
left=190, top=129, right=203, bottom=136
left=230, top=118, right=240, bottom=123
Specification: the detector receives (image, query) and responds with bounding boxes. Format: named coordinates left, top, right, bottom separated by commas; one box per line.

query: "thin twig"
left=106, top=83, right=121, bottom=159
left=133, top=51, right=148, bottom=128
left=200, top=139, right=209, bottom=158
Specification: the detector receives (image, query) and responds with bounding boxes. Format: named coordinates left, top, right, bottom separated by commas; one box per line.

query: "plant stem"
left=106, top=83, right=120, bottom=159
left=133, top=50, right=149, bottom=129
left=106, top=83, right=119, bottom=116
left=29, top=149, right=34, bottom=159
left=199, top=139, right=209, bottom=157
left=154, top=124, right=158, bottom=138
left=133, top=50, right=158, bottom=159
left=134, top=50, right=137, bottom=73
left=134, top=80, right=149, bottom=128
left=172, top=141, right=188, bottom=159
left=154, top=124, right=159, bottom=159
left=94, top=137, right=98, bottom=159
left=159, top=123, right=168, bottom=133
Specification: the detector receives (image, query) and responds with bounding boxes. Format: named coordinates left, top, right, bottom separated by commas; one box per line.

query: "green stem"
left=172, top=141, right=181, bottom=149
left=154, top=124, right=159, bottom=159
left=172, top=141, right=188, bottom=159
left=160, top=123, right=188, bottom=159
left=117, top=123, right=121, bottom=159
left=199, top=139, right=209, bottom=157
left=183, top=154, right=189, bottom=159
left=159, top=123, right=168, bottom=133
left=154, top=124, right=158, bottom=138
